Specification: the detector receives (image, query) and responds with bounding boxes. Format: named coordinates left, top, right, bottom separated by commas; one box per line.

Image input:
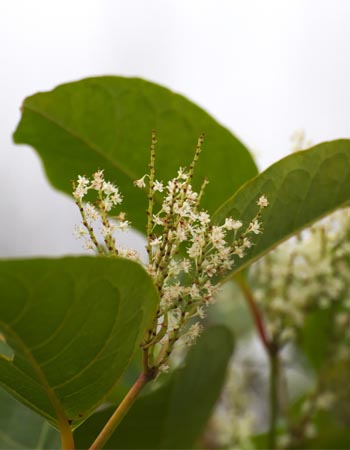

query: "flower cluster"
left=73, top=132, right=268, bottom=373
left=250, top=208, right=350, bottom=353
left=72, top=171, right=139, bottom=260
left=248, top=208, right=350, bottom=447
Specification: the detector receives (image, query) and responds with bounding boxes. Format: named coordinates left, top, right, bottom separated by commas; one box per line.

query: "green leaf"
left=74, top=326, right=234, bottom=449
left=214, top=140, right=350, bottom=276
left=0, top=257, right=159, bottom=430
left=0, top=387, right=60, bottom=449
left=13, top=76, right=257, bottom=232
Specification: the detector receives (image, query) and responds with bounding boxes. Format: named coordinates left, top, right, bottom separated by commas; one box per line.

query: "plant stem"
left=235, top=274, right=271, bottom=352
left=236, top=274, right=281, bottom=448
left=269, top=350, right=279, bottom=450
left=89, top=372, right=152, bottom=450
left=60, top=422, right=75, bottom=450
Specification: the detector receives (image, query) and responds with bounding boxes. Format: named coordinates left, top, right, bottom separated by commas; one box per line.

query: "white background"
left=1, top=0, right=350, bottom=257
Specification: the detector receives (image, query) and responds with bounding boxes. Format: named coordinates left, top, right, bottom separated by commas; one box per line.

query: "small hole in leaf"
left=0, top=333, right=14, bottom=361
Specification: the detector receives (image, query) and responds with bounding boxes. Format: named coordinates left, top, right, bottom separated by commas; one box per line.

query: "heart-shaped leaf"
left=213, top=140, right=350, bottom=277
left=74, top=326, right=234, bottom=449
left=0, top=257, right=158, bottom=431
left=13, top=76, right=257, bottom=232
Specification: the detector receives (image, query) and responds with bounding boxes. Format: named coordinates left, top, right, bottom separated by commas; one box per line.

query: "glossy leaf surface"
left=0, top=257, right=158, bottom=429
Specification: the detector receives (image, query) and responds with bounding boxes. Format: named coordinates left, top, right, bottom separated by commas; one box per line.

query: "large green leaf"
left=0, top=257, right=158, bottom=430
left=13, top=76, right=257, bottom=232
left=214, top=140, right=350, bottom=277
left=74, top=326, right=234, bottom=449
left=0, top=388, right=60, bottom=449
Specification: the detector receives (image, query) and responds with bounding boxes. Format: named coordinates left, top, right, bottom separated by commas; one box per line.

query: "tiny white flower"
left=134, top=175, right=147, bottom=188
left=150, top=236, right=162, bottom=247
left=177, top=167, right=188, bottom=180
left=153, top=180, right=164, bottom=192
left=116, top=211, right=126, bottom=222
left=257, top=195, right=269, bottom=208
left=248, top=219, right=261, bottom=235
left=101, top=223, right=117, bottom=237
left=187, top=242, right=201, bottom=259
left=234, top=246, right=245, bottom=258
left=198, top=211, right=210, bottom=226
left=102, top=181, right=118, bottom=195
left=85, top=203, right=99, bottom=221
left=189, top=283, right=201, bottom=299
left=84, top=239, right=95, bottom=250
left=101, top=198, right=113, bottom=212
left=210, top=226, right=226, bottom=249
left=77, top=175, right=90, bottom=187
left=224, top=218, right=242, bottom=230
left=185, top=322, right=203, bottom=346
left=73, top=185, right=88, bottom=200
left=242, top=237, right=252, bottom=248
left=111, top=192, right=123, bottom=205
left=153, top=214, right=164, bottom=226
left=118, top=220, right=130, bottom=231
left=74, top=224, right=86, bottom=238
left=91, top=170, right=104, bottom=190
left=197, top=306, right=206, bottom=319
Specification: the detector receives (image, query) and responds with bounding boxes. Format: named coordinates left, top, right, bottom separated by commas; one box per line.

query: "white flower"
left=102, top=181, right=118, bottom=195
left=134, top=176, right=146, bottom=188
left=101, top=223, right=117, bottom=237
left=101, top=198, right=114, bottom=212
left=185, top=323, right=203, bottom=346
left=242, top=237, right=252, bottom=248
left=119, top=248, right=140, bottom=261
left=77, top=175, right=89, bottom=187
left=210, top=226, right=226, bottom=249
left=84, top=239, right=95, bottom=250
left=118, top=220, right=130, bottom=231
left=153, top=180, right=164, bottom=192
left=234, top=246, right=245, bottom=258
left=189, top=283, right=201, bottom=299
left=198, top=211, right=210, bottom=226
left=111, top=192, right=123, bottom=205
left=153, top=214, right=164, bottom=226
left=116, top=212, right=126, bottom=222
left=85, top=203, right=99, bottom=221
left=150, top=236, right=162, bottom=247
left=177, top=167, right=188, bottom=180
left=91, top=170, right=104, bottom=190
left=187, top=242, right=201, bottom=259
left=73, top=185, right=88, bottom=200
left=224, top=218, right=242, bottom=230
left=74, top=224, right=86, bottom=238
left=248, top=219, right=261, bottom=234
left=257, top=195, right=269, bottom=208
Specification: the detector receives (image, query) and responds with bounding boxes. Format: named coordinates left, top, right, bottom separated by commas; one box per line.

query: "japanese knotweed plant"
left=70, top=132, right=268, bottom=449
left=2, top=76, right=350, bottom=450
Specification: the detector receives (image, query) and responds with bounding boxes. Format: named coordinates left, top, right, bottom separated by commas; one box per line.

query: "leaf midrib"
left=22, top=103, right=138, bottom=180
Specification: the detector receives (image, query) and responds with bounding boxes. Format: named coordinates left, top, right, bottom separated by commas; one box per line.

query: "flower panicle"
left=72, top=132, right=269, bottom=373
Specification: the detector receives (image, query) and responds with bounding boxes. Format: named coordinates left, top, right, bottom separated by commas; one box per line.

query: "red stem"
left=236, top=275, right=271, bottom=353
